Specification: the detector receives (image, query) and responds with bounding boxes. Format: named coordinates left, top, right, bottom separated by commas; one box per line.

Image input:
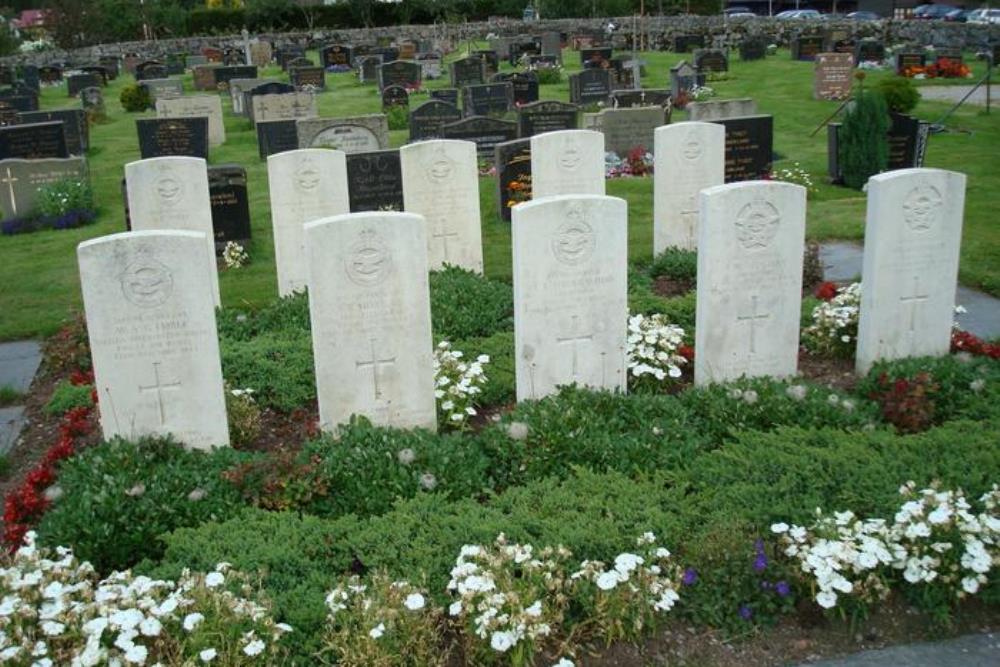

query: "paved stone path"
left=0, top=341, right=41, bottom=455
left=918, top=83, right=995, bottom=107
left=798, top=632, right=1000, bottom=666
left=821, top=241, right=1000, bottom=340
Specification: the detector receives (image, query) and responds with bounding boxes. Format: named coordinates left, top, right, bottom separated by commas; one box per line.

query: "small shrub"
left=386, top=104, right=409, bottom=130
left=839, top=87, right=889, bottom=190
left=875, top=76, right=921, bottom=114
left=225, top=386, right=262, bottom=447
left=532, top=65, right=562, bottom=85
left=867, top=371, right=939, bottom=434
left=648, top=247, right=697, bottom=285
left=217, top=292, right=311, bottom=342
left=44, top=380, right=94, bottom=415
left=429, top=266, right=513, bottom=340
left=452, top=331, right=514, bottom=407
left=119, top=83, right=152, bottom=112
left=220, top=333, right=315, bottom=411
left=223, top=447, right=328, bottom=511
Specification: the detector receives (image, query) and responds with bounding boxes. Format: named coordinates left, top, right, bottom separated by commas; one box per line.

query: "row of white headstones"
left=78, top=124, right=965, bottom=450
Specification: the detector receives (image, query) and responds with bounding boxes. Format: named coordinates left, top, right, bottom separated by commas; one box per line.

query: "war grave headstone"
left=378, top=61, right=422, bottom=91
left=67, top=72, right=102, bottom=97
left=674, top=34, right=705, bottom=53
left=580, top=46, right=613, bottom=68
left=141, top=78, right=184, bottom=103
left=267, top=149, right=349, bottom=295
left=430, top=88, right=459, bottom=106
left=512, top=194, right=628, bottom=401
left=569, top=69, right=612, bottom=105
left=441, top=116, right=518, bottom=159
left=450, top=56, right=486, bottom=88
left=408, top=100, right=462, bottom=141
left=599, top=106, right=666, bottom=156
left=669, top=61, right=705, bottom=104
left=693, top=48, right=728, bottom=73
left=694, top=181, right=806, bottom=385
left=77, top=230, right=229, bottom=450
left=297, top=115, right=388, bottom=153
left=18, top=109, right=87, bottom=154
left=156, top=96, right=224, bottom=147
left=305, top=211, right=437, bottom=431
left=381, top=85, right=409, bottom=110
left=517, top=100, right=578, bottom=138
left=814, top=52, right=854, bottom=101
left=346, top=149, right=403, bottom=212
left=462, top=82, right=514, bottom=117
left=495, top=138, right=532, bottom=221
left=256, top=119, right=299, bottom=159
left=0, top=156, right=88, bottom=221
left=249, top=91, right=316, bottom=126
left=290, top=66, right=326, bottom=90
left=740, top=36, right=768, bottom=61
left=791, top=34, right=825, bottom=61
left=530, top=129, right=605, bottom=199
left=653, top=122, right=725, bottom=252
left=358, top=55, right=383, bottom=84
left=401, top=139, right=483, bottom=272
left=0, top=121, right=68, bottom=160
left=124, top=156, right=220, bottom=306
left=136, top=117, right=209, bottom=159
left=855, top=169, right=966, bottom=374
left=687, top=98, right=758, bottom=122
left=207, top=165, right=251, bottom=251
left=709, top=115, right=774, bottom=183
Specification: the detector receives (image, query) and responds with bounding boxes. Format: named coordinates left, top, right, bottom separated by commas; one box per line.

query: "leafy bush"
left=119, top=83, right=152, bottom=112
left=224, top=447, right=329, bottom=511
left=220, top=333, right=315, bottom=411
left=839, top=88, right=889, bottom=189
left=451, top=331, right=514, bottom=406
left=532, top=66, right=563, bottom=85
left=37, top=437, right=249, bottom=571
left=875, top=76, right=921, bottom=114
left=225, top=386, right=262, bottom=446
left=386, top=104, right=409, bottom=130
left=44, top=380, right=93, bottom=415
left=648, top=247, right=697, bottom=285
left=217, top=292, right=311, bottom=342
left=430, top=266, right=513, bottom=340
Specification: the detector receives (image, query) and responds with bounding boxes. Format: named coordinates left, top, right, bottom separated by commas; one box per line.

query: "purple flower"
left=681, top=568, right=698, bottom=586
left=753, top=539, right=768, bottom=572
left=738, top=604, right=753, bottom=621
left=775, top=580, right=791, bottom=598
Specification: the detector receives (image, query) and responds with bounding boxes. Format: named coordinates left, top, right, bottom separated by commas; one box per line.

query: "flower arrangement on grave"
left=222, top=241, right=249, bottom=269
left=505, top=172, right=532, bottom=208
left=768, top=162, right=817, bottom=196
left=689, top=84, right=715, bottom=101
left=1, top=179, right=96, bottom=236
left=951, top=330, right=1000, bottom=359
left=433, top=341, right=489, bottom=429
left=325, top=64, right=352, bottom=73
left=626, top=313, right=688, bottom=391
left=904, top=59, right=971, bottom=79
left=803, top=282, right=861, bottom=358
left=605, top=150, right=653, bottom=178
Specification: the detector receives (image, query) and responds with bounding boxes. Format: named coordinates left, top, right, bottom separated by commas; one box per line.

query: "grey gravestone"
left=693, top=49, right=728, bottom=73
left=346, top=149, right=403, bottom=212
left=0, top=121, right=68, bottom=160
left=474, top=50, right=500, bottom=76
left=517, top=100, right=578, bottom=137
left=740, top=37, right=768, bottom=61
left=442, top=116, right=517, bottom=158
left=0, top=156, right=88, bottom=220
left=67, top=73, right=101, bottom=97
left=670, top=60, right=705, bottom=102
left=710, top=115, right=774, bottom=182
left=207, top=164, right=251, bottom=251
left=141, top=78, right=184, bottom=103
left=792, top=35, right=824, bottom=62
left=600, top=106, right=666, bottom=156
left=450, top=56, right=486, bottom=88
left=256, top=119, right=299, bottom=159
left=462, top=82, right=514, bottom=116
left=290, top=66, right=326, bottom=89
left=569, top=69, right=612, bottom=105
left=430, top=88, right=459, bottom=106
left=381, top=84, right=409, bottom=110
left=378, top=61, right=421, bottom=91
left=136, top=117, right=209, bottom=159
left=358, top=55, right=383, bottom=84
left=165, top=53, right=186, bottom=75
left=494, top=138, right=531, bottom=221
left=297, top=115, right=388, bottom=152
left=244, top=81, right=296, bottom=120
left=19, top=109, right=88, bottom=154
left=408, top=100, right=462, bottom=141
left=540, top=32, right=562, bottom=62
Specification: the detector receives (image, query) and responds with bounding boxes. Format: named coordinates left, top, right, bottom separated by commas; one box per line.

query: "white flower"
left=404, top=592, right=425, bottom=610
left=205, top=572, right=224, bottom=588
left=970, top=379, right=985, bottom=392
left=369, top=623, right=385, bottom=639
left=420, top=472, right=437, bottom=490
left=139, top=616, right=161, bottom=637
left=40, top=620, right=65, bottom=636
left=182, top=613, right=204, bottom=632
left=816, top=590, right=838, bottom=608
left=742, top=389, right=759, bottom=404
left=449, top=601, right=462, bottom=616
left=243, top=639, right=266, bottom=656
left=525, top=600, right=542, bottom=617
left=199, top=648, right=217, bottom=662
left=961, top=577, right=980, bottom=594
left=785, top=385, right=808, bottom=401
left=397, top=448, right=415, bottom=465
left=771, top=522, right=790, bottom=534
left=596, top=570, right=620, bottom=591
left=490, top=630, right=516, bottom=652
left=553, top=660, right=575, bottom=667
left=124, top=644, right=148, bottom=664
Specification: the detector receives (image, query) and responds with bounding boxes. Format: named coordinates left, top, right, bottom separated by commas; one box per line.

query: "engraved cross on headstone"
left=356, top=338, right=396, bottom=400
left=432, top=221, right=459, bottom=261
left=679, top=195, right=698, bottom=246
left=2, top=167, right=18, bottom=216
left=556, top=315, right=594, bottom=378
left=900, top=276, right=930, bottom=334
left=737, top=295, right=770, bottom=355
left=138, top=361, right=181, bottom=425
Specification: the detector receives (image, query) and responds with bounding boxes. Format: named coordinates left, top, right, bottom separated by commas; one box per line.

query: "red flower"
left=815, top=282, right=838, bottom=301
left=69, top=369, right=94, bottom=386
left=678, top=345, right=695, bottom=361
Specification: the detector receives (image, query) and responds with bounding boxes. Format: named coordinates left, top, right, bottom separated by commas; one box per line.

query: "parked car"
left=776, top=9, right=822, bottom=19
left=912, top=4, right=959, bottom=19
left=944, top=8, right=969, bottom=21
left=847, top=10, right=882, bottom=20
left=722, top=6, right=754, bottom=15
left=968, top=7, right=1000, bottom=23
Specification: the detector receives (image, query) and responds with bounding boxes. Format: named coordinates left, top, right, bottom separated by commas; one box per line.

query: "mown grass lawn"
left=0, top=45, right=996, bottom=340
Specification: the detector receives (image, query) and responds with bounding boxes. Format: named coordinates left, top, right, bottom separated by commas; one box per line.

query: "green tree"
left=839, top=82, right=889, bottom=190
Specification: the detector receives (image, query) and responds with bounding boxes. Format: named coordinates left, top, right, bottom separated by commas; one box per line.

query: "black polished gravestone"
left=441, top=116, right=518, bottom=159
left=494, top=138, right=531, bottom=221
left=136, top=117, right=209, bottom=159
left=607, top=89, right=671, bottom=109
left=408, top=100, right=462, bottom=141
left=791, top=34, right=825, bottom=62
left=740, top=36, right=768, bottom=61
left=38, top=66, right=63, bottom=84
left=256, top=119, right=299, bottom=159
left=430, top=87, right=460, bottom=106
left=516, top=100, right=578, bottom=137
left=462, top=82, right=514, bottom=117
left=346, top=149, right=403, bottom=212
left=381, top=84, right=410, bottom=110
left=79, top=66, right=109, bottom=86
left=98, top=56, right=120, bottom=79
left=67, top=73, right=102, bottom=97
left=135, top=62, right=167, bottom=81
left=827, top=112, right=930, bottom=183
left=0, top=94, right=38, bottom=113
left=320, top=44, right=353, bottom=68
left=19, top=109, right=88, bottom=154
left=933, top=47, right=963, bottom=64
left=569, top=69, right=612, bottom=105
left=895, top=51, right=927, bottom=75
left=693, top=48, right=728, bottom=73
left=20, top=65, right=40, bottom=92
left=493, top=72, right=539, bottom=105
left=580, top=47, right=613, bottom=68
left=290, top=66, right=326, bottom=89
left=377, top=61, right=422, bottom=91
left=710, top=115, right=774, bottom=183
left=213, top=65, right=258, bottom=89
left=855, top=39, right=885, bottom=64
left=208, top=165, right=252, bottom=251
left=0, top=122, right=68, bottom=160
left=508, top=38, right=541, bottom=66
left=450, top=56, right=486, bottom=88
left=674, top=34, right=705, bottom=53
left=474, top=49, right=500, bottom=76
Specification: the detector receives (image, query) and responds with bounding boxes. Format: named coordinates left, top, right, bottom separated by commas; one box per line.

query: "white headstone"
left=653, top=122, right=725, bottom=252
left=125, top=157, right=220, bottom=307
left=400, top=139, right=483, bottom=273
left=694, top=181, right=806, bottom=385
left=267, top=149, right=350, bottom=296
left=305, top=212, right=437, bottom=431
left=155, top=95, right=226, bottom=147
left=855, top=168, right=966, bottom=374
left=512, top=194, right=628, bottom=401
left=529, top=130, right=606, bottom=198
left=77, top=230, right=229, bottom=450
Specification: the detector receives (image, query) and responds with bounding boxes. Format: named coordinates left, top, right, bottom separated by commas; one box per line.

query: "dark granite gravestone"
left=67, top=73, right=102, bottom=97
left=669, top=60, right=705, bottom=104
left=474, top=50, right=500, bottom=76
left=709, top=115, right=774, bottom=183
left=358, top=55, right=383, bottom=83
left=38, top=66, right=63, bottom=84
left=462, top=82, right=514, bottom=116
left=381, top=85, right=410, bottom=110
left=98, top=56, right=120, bottom=79
left=222, top=48, right=243, bottom=66
left=933, top=47, right=963, bottom=64
left=430, top=88, right=459, bottom=106
left=508, top=38, right=541, bottom=66
left=674, top=34, right=705, bottom=53
left=569, top=69, right=612, bottom=105
left=607, top=89, right=671, bottom=109
left=0, top=94, right=38, bottom=113
left=243, top=81, right=296, bottom=118
left=165, top=53, right=186, bottom=76
left=18, top=109, right=87, bottom=154
left=740, top=36, right=768, bottom=61
left=256, top=119, right=299, bottom=159
left=895, top=51, right=927, bottom=75
left=79, top=66, right=109, bottom=86
left=693, top=48, right=728, bottom=73
left=441, top=116, right=518, bottom=158
left=372, top=46, right=400, bottom=63
left=277, top=45, right=305, bottom=69
left=494, top=138, right=531, bottom=221
left=346, top=149, right=404, bottom=212
left=792, top=35, right=824, bottom=62
left=580, top=47, right=613, bottom=68
left=208, top=165, right=251, bottom=251
left=0, top=66, right=15, bottom=86
left=855, top=39, right=885, bottom=64
left=498, top=71, right=539, bottom=105
left=451, top=56, right=486, bottom=88
left=516, top=100, right=578, bottom=137
left=290, top=66, right=326, bottom=89
left=287, top=57, right=313, bottom=70
left=213, top=65, right=258, bottom=89
left=408, top=100, right=462, bottom=141
left=136, top=117, right=209, bottom=159
left=377, top=61, right=422, bottom=91
left=0, top=122, right=68, bottom=160
left=20, top=65, right=40, bottom=92
left=321, top=44, right=353, bottom=68
left=0, top=109, right=18, bottom=127
left=827, top=112, right=930, bottom=183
